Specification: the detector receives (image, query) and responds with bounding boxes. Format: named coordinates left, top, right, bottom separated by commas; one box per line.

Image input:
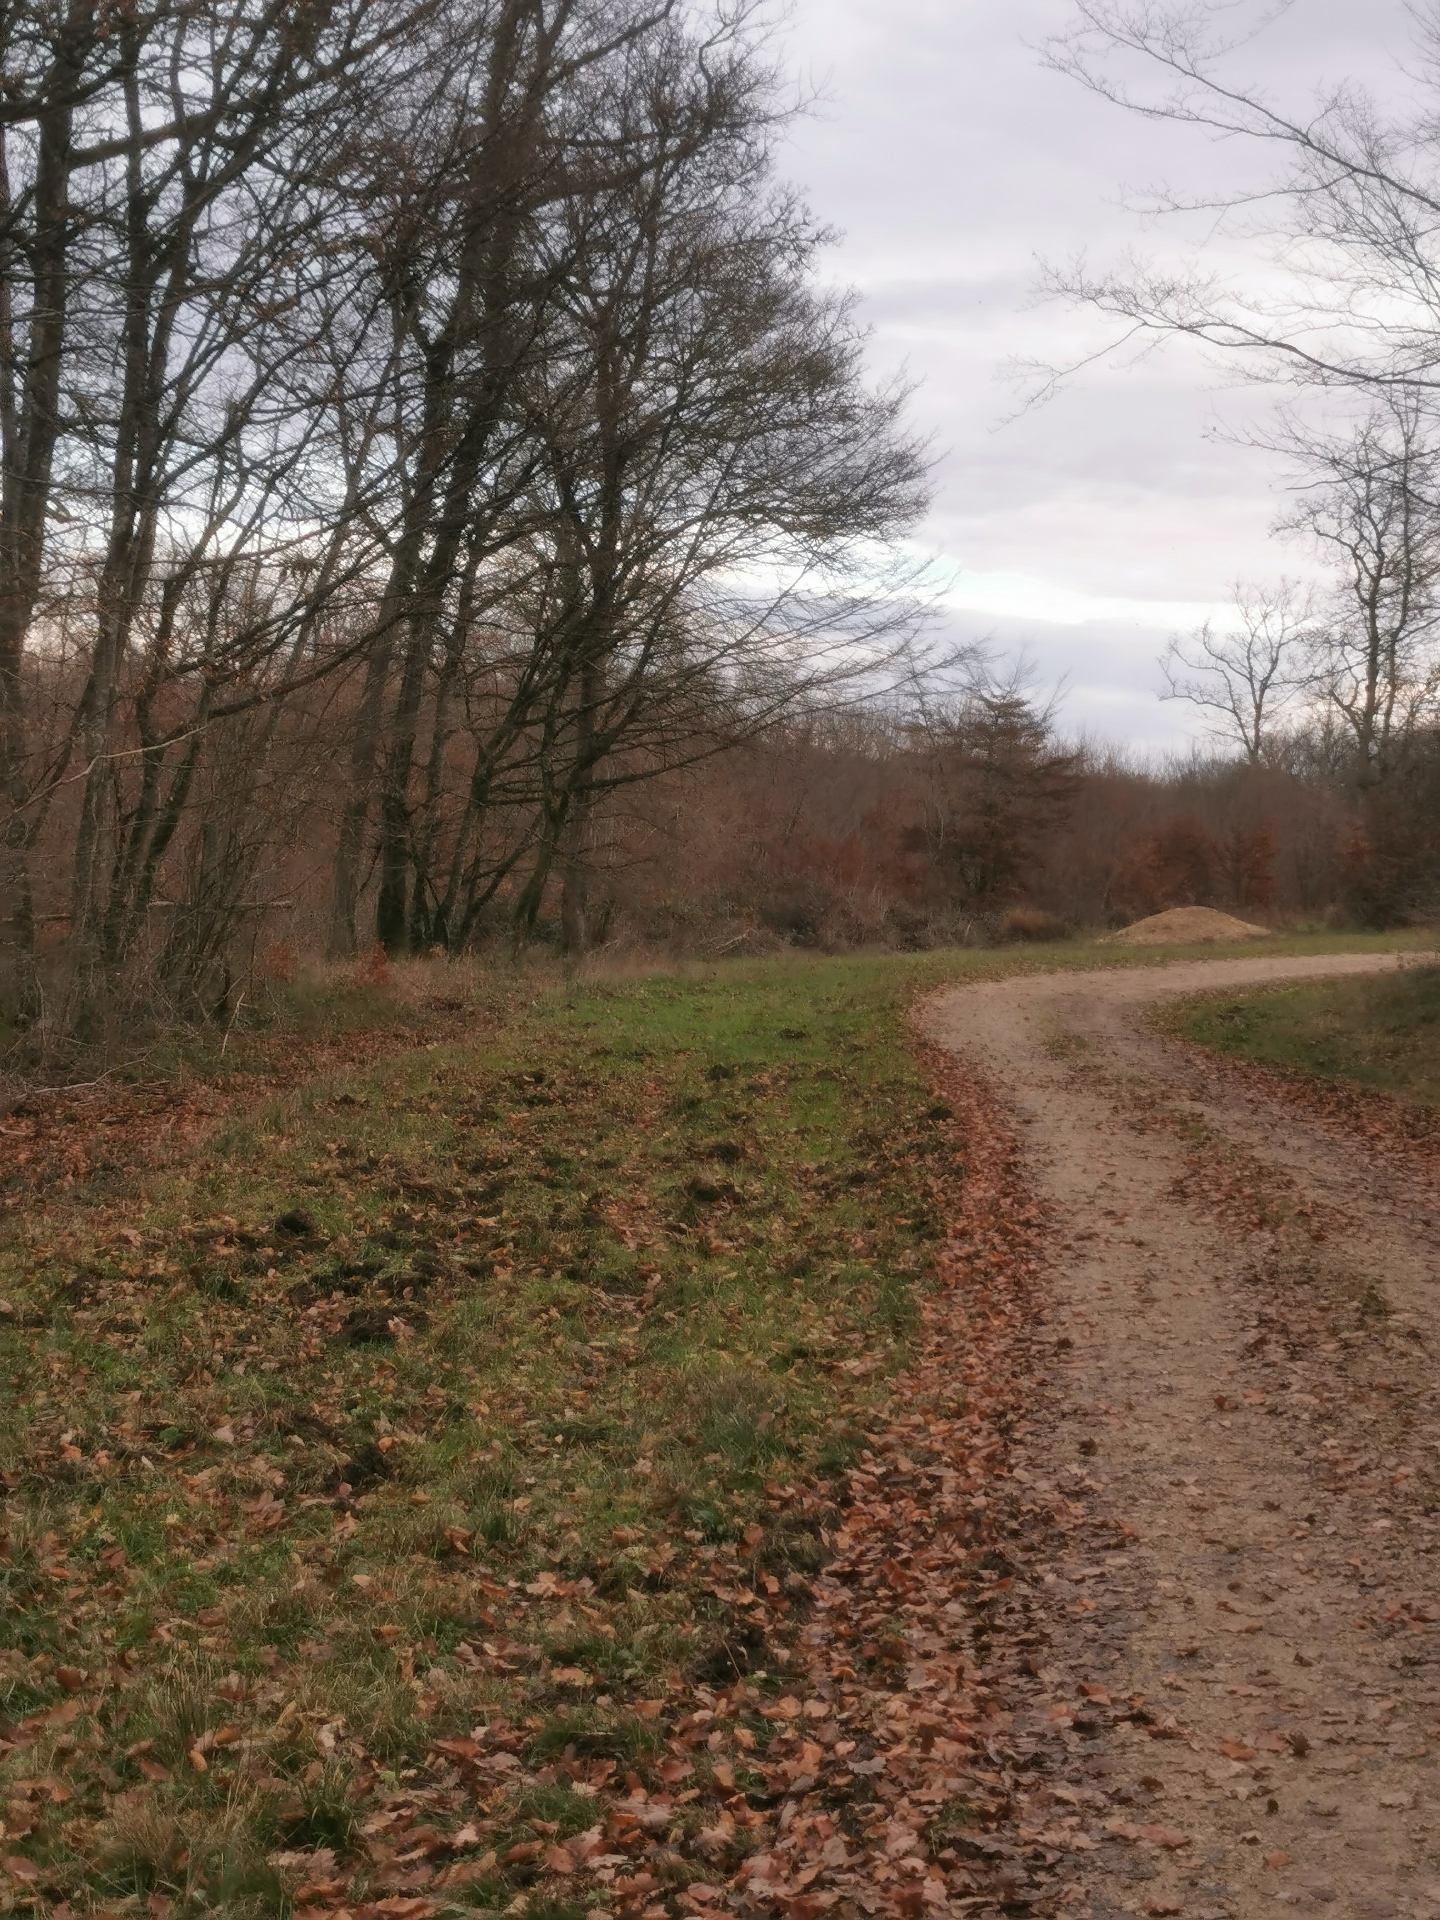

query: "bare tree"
left=1278, top=403, right=1440, bottom=785
left=348, top=3, right=932, bottom=957
left=0, top=0, right=934, bottom=1031
left=1040, top=2, right=1440, bottom=406
left=323, top=0, right=690, bottom=959
left=1, top=0, right=440, bottom=1015
left=1040, top=0, right=1440, bottom=894
left=1161, top=581, right=1311, bottom=762
left=499, top=24, right=930, bottom=954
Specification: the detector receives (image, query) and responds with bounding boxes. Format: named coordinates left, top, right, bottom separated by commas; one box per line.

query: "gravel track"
left=924, top=953, right=1440, bottom=1920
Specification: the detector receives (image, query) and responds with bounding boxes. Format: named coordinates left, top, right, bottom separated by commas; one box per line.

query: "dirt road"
left=924, top=953, right=1440, bottom=1920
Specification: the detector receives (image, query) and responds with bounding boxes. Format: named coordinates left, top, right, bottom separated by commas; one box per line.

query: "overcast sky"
left=778, top=0, right=1418, bottom=750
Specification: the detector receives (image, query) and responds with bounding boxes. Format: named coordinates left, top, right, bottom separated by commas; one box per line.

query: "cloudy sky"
left=778, top=0, right=1419, bottom=749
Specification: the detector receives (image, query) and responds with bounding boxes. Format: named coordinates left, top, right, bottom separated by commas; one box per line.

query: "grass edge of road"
left=1164, top=952, right=1440, bottom=1110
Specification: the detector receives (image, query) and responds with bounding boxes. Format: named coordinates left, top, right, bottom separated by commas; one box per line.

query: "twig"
left=2, top=899, right=294, bottom=924
left=219, top=990, right=248, bottom=1057
left=4, top=1056, right=153, bottom=1104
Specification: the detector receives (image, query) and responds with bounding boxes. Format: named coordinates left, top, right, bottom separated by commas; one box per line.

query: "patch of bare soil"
left=1106, top=909, right=1271, bottom=946
left=924, top=951, right=1440, bottom=1920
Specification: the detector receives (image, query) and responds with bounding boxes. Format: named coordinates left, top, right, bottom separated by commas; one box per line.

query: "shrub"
left=756, top=889, right=827, bottom=946
left=258, top=941, right=298, bottom=984
left=353, top=942, right=393, bottom=990
left=997, top=906, right=1068, bottom=943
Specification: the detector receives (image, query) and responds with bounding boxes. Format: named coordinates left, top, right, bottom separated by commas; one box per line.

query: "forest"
left=3, top=0, right=1436, bottom=1070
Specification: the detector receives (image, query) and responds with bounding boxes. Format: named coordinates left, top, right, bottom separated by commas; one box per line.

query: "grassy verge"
left=1170, top=959, right=1440, bottom=1109
left=1, top=953, right=963, bottom=1916
left=0, top=932, right=1420, bottom=1916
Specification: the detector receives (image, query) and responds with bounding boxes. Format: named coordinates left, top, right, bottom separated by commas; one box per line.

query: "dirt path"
left=924, top=953, right=1440, bottom=1920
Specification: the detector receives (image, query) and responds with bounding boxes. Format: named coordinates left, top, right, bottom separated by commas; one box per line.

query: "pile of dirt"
left=1106, top=905, right=1271, bottom=945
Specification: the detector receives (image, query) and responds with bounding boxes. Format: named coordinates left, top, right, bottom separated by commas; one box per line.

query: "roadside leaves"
left=0, top=956, right=983, bottom=1916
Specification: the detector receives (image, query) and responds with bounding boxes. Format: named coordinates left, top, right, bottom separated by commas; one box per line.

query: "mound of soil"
left=1107, top=905, right=1271, bottom=945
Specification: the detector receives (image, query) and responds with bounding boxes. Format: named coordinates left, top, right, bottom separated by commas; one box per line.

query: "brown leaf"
left=1136, top=1824, right=1189, bottom=1850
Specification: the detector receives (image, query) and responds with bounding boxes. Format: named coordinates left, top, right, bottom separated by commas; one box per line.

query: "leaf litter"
left=2, top=956, right=1106, bottom=1919
left=8, top=949, right=1434, bottom=1919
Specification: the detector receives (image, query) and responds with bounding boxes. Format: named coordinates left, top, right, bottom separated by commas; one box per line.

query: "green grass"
left=0, top=930, right=1421, bottom=1913
left=0, top=949, right=953, bottom=1913
left=1171, top=960, right=1440, bottom=1108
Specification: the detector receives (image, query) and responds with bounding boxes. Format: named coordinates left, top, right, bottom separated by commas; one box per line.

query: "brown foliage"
left=998, top=905, right=1070, bottom=942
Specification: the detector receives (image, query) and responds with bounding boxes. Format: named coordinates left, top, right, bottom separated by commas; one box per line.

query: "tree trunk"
left=559, top=657, right=603, bottom=956
left=0, top=15, right=88, bottom=982
left=559, top=803, right=590, bottom=955
left=329, top=630, right=395, bottom=958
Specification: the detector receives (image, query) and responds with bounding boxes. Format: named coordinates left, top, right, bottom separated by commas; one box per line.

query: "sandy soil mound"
left=1106, top=905, right=1271, bottom=945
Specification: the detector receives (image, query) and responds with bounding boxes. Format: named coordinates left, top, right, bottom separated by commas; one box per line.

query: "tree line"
left=463, top=676, right=1433, bottom=957
left=0, top=0, right=927, bottom=1035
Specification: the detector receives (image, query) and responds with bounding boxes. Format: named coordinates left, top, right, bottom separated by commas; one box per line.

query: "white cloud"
left=778, top=0, right=1418, bottom=745
left=940, top=568, right=1220, bottom=632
